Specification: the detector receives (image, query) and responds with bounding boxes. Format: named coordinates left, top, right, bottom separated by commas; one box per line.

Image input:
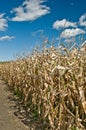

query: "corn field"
left=0, top=44, right=86, bottom=130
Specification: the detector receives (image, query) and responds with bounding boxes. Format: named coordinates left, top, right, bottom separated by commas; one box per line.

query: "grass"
left=0, top=42, right=86, bottom=130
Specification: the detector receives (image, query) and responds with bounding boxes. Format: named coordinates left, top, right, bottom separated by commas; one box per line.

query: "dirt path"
left=0, top=78, right=31, bottom=130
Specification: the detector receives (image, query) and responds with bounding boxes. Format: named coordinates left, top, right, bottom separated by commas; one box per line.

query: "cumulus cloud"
left=0, top=35, right=14, bottom=41
left=64, top=38, right=75, bottom=43
left=61, top=28, right=85, bottom=38
left=79, top=13, right=86, bottom=26
left=0, top=13, right=8, bottom=31
left=11, top=0, right=50, bottom=22
left=53, top=19, right=77, bottom=29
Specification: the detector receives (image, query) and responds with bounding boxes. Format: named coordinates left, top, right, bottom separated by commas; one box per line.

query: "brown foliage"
left=0, top=45, right=86, bottom=130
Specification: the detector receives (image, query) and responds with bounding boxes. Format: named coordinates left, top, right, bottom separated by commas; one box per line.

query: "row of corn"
left=0, top=45, right=86, bottom=130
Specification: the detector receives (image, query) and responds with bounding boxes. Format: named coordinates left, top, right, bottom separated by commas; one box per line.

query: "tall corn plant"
left=0, top=43, right=86, bottom=130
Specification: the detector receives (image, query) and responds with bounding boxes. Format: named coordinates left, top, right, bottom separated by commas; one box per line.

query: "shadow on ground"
left=6, top=88, right=43, bottom=130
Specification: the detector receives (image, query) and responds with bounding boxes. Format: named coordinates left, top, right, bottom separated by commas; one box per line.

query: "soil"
left=0, top=78, right=39, bottom=130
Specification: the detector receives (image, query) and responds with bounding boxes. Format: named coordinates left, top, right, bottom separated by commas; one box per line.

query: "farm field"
left=0, top=45, right=86, bottom=130
left=0, top=0, right=86, bottom=130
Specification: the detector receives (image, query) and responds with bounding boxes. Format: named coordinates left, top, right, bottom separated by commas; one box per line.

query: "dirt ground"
left=0, top=78, right=37, bottom=130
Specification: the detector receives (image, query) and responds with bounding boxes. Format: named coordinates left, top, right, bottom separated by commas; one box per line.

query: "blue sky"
left=0, top=0, right=86, bottom=61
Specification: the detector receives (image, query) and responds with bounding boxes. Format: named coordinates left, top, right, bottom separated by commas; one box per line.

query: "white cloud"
left=79, top=13, right=86, bottom=26
left=0, top=13, right=8, bottom=31
left=61, top=28, right=85, bottom=38
left=0, top=35, right=14, bottom=41
left=11, top=0, right=50, bottom=22
left=53, top=19, right=77, bottom=29
left=64, top=38, right=75, bottom=43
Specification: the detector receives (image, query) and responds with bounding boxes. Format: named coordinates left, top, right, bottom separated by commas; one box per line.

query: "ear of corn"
left=0, top=45, right=86, bottom=130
